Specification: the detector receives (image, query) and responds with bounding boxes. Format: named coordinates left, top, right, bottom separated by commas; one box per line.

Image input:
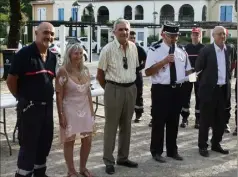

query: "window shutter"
left=220, top=6, right=226, bottom=21
left=225, top=6, right=233, bottom=22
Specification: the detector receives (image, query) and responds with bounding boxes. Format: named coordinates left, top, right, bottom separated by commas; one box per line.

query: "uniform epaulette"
left=149, top=41, right=162, bottom=51
left=177, top=44, right=186, bottom=51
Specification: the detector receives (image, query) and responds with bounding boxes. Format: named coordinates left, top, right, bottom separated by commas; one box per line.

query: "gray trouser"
left=103, top=83, right=137, bottom=165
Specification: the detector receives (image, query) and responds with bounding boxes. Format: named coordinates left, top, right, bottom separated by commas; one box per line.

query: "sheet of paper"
left=176, top=72, right=198, bottom=83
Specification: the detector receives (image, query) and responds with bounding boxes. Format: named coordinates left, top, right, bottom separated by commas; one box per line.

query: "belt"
left=153, top=83, right=183, bottom=89
left=106, top=80, right=135, bottom=87
left=18, top=98, right=51, bottom=105
left=216, top=84, right=226, bottom=88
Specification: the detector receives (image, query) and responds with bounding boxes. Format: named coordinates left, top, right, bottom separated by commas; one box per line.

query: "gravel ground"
left=0, top=63, right=237, bottom=177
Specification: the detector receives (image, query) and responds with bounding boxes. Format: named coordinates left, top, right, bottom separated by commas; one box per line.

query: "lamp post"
left=72, top=0, right=80, bottom=37
left=152, top=11, right=158, bottom=40
left=86, top=3, right=95, bottom=63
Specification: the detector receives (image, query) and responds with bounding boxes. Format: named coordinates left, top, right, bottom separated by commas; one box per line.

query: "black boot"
left=233, top=127, right=237, bottom=136
left=194, top=118, right=199, bottom=129
left=15, top=173, right=32, bottom=177
left=180, top=119, right=188, bottom=128
left=34, top=167, right=48, bottom=177
left=134, top=113, right=141, bottom=123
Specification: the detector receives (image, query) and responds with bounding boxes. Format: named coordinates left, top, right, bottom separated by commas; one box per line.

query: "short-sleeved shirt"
left=145, top=41, right=191, bottom=84
left=98, top=38, right=139, bottom=83
left=9, top=42, right=57, bottom=101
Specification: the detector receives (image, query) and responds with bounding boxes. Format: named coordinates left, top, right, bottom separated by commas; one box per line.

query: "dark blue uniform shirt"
left=185, top=43, right=204, bottom=68
left=9, top=42, right=57, bottom=101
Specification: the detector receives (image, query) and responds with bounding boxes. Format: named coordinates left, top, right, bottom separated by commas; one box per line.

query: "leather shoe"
left=211, top=146, right=229, bottom=154
left=167, top=153, right=183, bottom=161
left=153, top=154, right=166, bottom=163
left=117, top=160, right=138, bottom=168
left=199, top=148, right=209, bottom=157
left=105, top=165, right=115, bottom=175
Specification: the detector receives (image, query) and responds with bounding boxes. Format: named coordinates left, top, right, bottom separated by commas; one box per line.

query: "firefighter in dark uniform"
left=129, top=31, right=147, bottom=123
left=233, top=66, right=237, bottom=136
left=224, top=30, right=237, bottom=133
left=145, top=22, right=193, bottom=163
left=180, top=28, right=205, bottom=129
left=6, top=22, right=56, bottom=177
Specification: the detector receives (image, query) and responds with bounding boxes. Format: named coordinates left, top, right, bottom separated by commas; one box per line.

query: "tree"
left=235, top=0, right=237, bottom=12
left=7, top=0, right=22, bottom=48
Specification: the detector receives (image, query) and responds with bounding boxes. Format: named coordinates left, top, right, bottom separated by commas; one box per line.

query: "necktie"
left=169, top=45, right=177, bottom=84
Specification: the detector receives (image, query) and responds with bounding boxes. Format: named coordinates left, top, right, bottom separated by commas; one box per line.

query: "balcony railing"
left=178, top=15, right=194, bottom=22
left=97, top=15, right=109, bottom=24
left=160, top=15, right=175, bottom=24
left=124, top=14, right=132, bottom=20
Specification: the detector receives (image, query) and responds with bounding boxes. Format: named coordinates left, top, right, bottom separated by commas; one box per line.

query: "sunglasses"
left=123, top=57, right=128, bottom=69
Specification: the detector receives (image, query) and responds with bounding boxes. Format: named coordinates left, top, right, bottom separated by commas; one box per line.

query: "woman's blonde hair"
left=62, top=43, right=87, bottom=74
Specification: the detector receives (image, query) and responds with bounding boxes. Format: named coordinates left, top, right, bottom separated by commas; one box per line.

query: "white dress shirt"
left=214, top=43, right=226, bottom=85
left=145, top=41, right=191, bottom=84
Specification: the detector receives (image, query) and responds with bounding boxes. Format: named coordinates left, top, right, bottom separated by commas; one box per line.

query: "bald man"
left=7, top=22, right=57, bottom=177
left=195, top=26, right=230, bottom=157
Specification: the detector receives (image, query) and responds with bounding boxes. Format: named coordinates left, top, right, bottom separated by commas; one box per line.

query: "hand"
left=59, top=114, right=67, bottom=129
left=165, top=54, right=175, bottom=64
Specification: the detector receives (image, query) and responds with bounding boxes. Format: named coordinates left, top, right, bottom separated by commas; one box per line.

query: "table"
left=0, top=87, right=104, bottom=156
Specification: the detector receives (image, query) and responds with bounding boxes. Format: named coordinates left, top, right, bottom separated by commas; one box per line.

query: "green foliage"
left=202, top=37, right=210, bottom=44
left=227, top=37, right=237, bottom=48
left=147, top=35, right=158, bottom=45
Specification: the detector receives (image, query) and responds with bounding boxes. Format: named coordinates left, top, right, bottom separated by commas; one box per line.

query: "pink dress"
left=57, top=68, right=94, bottom=143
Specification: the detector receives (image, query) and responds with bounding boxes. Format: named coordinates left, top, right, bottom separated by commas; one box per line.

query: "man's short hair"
left=113, top=18, right=130, bottom=31
left=130, top=31, right=136, bottom=36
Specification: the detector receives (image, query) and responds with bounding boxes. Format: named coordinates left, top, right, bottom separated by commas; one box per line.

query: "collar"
left=214, top=43, right=226, bottom=52
left=114, top=38, right=130, bottom=49
left=32, top=42, right=51, bottom=59
left=162, top=41, right=177, bottom=51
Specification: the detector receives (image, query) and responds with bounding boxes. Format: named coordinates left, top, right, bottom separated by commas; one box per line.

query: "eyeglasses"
left=123, top=57, right=128, bottom=69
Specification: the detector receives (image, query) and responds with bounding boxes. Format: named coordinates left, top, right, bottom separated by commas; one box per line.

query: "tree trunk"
left=7, top=0, right=22, bottom=48
left=235, top=0, right=237, bottom=12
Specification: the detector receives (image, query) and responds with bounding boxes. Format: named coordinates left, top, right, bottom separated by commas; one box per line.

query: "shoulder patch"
left=149, top=41, right=161, bottom=51
left=177, top=44, right=186, bottom=51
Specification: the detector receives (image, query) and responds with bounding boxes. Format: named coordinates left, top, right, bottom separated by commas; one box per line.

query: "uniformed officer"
left=224, top=33, right=237, bottom=133
left=7, top=22, right=57, bottom=177
left=129, top=30, right=147, bottom=123
left=145, top=22, right=192, bottom=163
left=180, top=28, right=205, bottom=129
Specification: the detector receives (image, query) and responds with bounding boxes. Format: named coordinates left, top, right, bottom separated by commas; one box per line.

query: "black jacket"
left=195, top=43, right=231, bottom=102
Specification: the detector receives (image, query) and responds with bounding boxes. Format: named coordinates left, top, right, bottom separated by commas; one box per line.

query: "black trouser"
left=235, top=79, right=237, bottom=127
left=16, top=99, right=54, bottom=177
left=150, top=84, right=183, bottom=156
left=224, top=90, right=231, bottom=125
left=134, top=72, right=144, bottom=118
left=181, top=81, right=200, bottom=123
left=198, top=85, right=226, bottom=149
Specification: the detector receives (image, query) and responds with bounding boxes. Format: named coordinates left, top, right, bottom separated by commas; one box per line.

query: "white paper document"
left=176, top=72, right=198, bottom=84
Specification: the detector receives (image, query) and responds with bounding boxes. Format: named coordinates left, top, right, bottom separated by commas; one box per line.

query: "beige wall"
left=208, top=0, right=237, bottom=37
left=32, top=4, right=54, bottom=40
left=32, top=4, right=54, bottom=21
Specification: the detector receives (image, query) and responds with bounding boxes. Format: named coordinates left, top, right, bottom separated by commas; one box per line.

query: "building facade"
left=31, top=0, right=237, bottom=41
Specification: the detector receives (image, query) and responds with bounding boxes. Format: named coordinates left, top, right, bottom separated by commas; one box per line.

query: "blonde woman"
left=55, top=43, right=94, bottom=177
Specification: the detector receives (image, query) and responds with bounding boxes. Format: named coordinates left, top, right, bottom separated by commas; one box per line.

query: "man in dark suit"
left=195, top=26, right=230, bottom=157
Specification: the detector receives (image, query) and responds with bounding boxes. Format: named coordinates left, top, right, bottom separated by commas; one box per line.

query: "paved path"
left=0, top=64, right=237, bottom=177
